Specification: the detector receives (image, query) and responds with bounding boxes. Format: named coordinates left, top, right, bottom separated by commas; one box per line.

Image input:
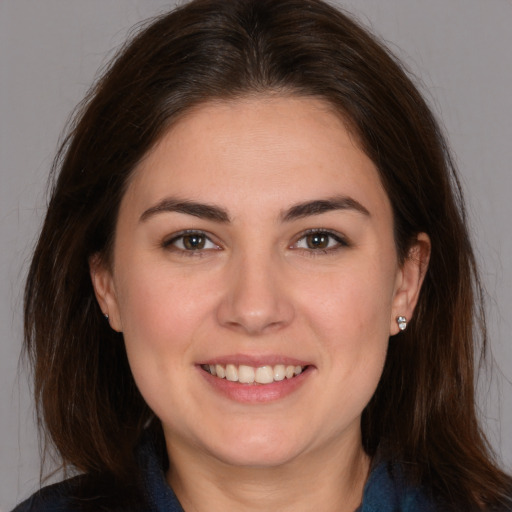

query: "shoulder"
left=360, top=462, right=512, bottom=512
left=11, top=431, right=183, bottom=512
left=359, top=462, right=438, bottom=512
left=11, top=477, right=81, bottom=512
left=10, top=475, right=150, bottom=512
left=10, top=472, right=151, bottom=512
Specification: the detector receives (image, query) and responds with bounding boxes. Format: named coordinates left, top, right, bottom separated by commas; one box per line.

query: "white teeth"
left=216, top=364, right=226, bottom=379
left=204, top=363, right=306, bottom=384
left=273, top=364, right=286, bottom=381
left=225, top=364, right=238, bottom=382
left=238, top=365, right=255, bottom=383
left=255, top=366, right=274, bottom=384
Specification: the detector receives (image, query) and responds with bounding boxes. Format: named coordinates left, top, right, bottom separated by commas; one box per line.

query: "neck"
left=166, top=435, right=370, bottom=512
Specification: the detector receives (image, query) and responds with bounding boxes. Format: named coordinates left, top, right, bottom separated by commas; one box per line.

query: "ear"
left=390, top=233, right=431, bottom=335
left=89, top=253, right=123, bottom=332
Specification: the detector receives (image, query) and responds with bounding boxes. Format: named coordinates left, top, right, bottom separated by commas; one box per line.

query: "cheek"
left=116, top=258, right=215, bottom=338
left=296, top=258, right=395, bottom=404
left=113, top=264, right=212, bottom=380
left=113, top=270, right=209, bottom=418
left=298, top=258, right=396, bottom=341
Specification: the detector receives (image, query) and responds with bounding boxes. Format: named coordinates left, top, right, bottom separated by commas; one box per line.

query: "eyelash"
left=292, top=229, right=349, bottom=255
left=162, top=228, right=349, bottom=256
left=162, top=230, right=220, bottom=257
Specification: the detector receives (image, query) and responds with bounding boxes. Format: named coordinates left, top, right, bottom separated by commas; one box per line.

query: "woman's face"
left=92, top=96, right=425, bottom=469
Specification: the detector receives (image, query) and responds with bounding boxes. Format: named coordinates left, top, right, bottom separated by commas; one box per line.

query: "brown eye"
left=294, top=230, right=348, bottom=252
left=305, top=233, right=330, bottom=249
left=182, top=233, right=206, bottom=250
left=165, top=231, right=219, bottom=252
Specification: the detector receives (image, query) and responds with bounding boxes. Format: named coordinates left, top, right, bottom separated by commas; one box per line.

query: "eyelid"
left=161, top=228, right=348, bottom=255
left=291, top=228, right=350, bottom=251
left=162, top=229, right=221, bottom=252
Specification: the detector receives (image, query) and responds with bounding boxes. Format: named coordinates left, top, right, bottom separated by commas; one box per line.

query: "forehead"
left=122, top=96, right=391, bottom=221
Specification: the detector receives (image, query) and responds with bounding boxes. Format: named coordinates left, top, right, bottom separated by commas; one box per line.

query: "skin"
left=91, top=96, right=430, bottom=512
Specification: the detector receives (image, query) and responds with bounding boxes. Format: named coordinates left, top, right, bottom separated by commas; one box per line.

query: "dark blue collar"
left=356, top=462, right=437, bottom=512
left=138, top=435, right=184, bottom=512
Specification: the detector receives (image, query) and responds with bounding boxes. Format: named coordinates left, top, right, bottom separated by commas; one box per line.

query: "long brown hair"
left=24, top=0, right=511, bottom=509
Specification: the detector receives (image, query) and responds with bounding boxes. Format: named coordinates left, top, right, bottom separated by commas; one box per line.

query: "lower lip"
left=198, top=366, right=312, bottom=403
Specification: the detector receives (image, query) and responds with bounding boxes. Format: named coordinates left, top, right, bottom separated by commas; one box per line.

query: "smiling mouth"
left=201, top=363, right=307, bottom=385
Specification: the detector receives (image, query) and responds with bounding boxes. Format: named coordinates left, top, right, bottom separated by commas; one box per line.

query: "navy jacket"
left=10, top=438, right=444, bottom=512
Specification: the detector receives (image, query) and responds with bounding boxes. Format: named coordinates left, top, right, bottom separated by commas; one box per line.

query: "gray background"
left=1, top=1, right=511, bottom=510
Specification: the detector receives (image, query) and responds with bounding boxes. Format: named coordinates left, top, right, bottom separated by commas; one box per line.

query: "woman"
left=14, top=0, right=512, bottom=510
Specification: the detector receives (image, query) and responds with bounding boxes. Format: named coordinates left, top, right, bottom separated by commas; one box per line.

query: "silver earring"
left=396, top=316, right=407, bottom=331
left=104, top=313, right=109, bottom=320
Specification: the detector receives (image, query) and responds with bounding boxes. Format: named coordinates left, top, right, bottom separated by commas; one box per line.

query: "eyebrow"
left=140, top=198, right=230, bottom=223
left=140, top=194, right=370, bottom=223
left=281, top=195, right=370, bottom=222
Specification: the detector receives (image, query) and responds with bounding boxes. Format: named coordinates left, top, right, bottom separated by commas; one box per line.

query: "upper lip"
left=197, top=354, right=312, bottom=368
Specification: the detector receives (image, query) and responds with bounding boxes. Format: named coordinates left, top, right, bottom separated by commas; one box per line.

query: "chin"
left=205, top=428, right=307, bottom=468
left=216, top=446, right=302, bottom=468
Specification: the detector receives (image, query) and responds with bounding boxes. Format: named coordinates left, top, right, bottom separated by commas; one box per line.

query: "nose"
left=216, top=250, right=295, bottom=335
